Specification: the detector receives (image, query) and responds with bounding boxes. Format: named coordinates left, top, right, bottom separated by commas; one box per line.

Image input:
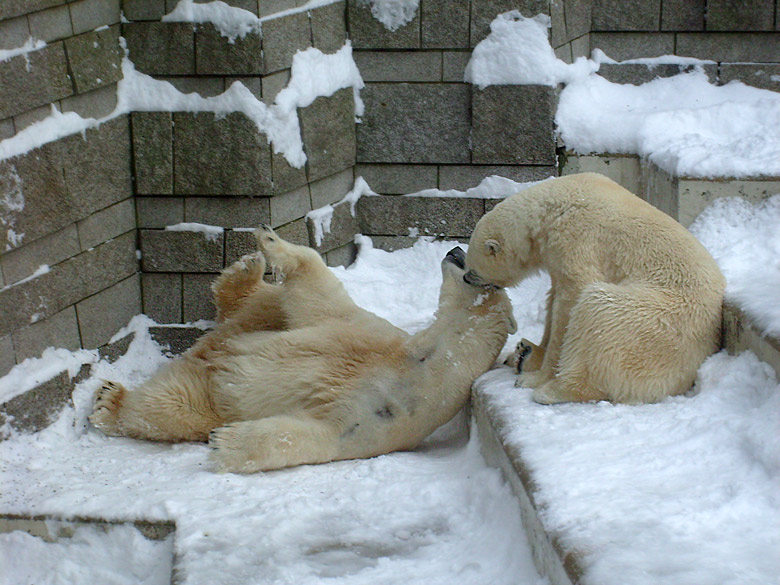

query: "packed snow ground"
left=0, top=239, right=546, bottom=585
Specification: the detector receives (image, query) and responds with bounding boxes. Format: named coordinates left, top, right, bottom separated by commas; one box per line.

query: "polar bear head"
left=463, top=201, right=540, bottom=289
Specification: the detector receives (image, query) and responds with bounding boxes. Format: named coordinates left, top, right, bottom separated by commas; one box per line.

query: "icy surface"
left=690, top=195, right=780, bottom=337
left=360, top=0, right=420, bottom=31
left=0, top=239, right=544, bottom=585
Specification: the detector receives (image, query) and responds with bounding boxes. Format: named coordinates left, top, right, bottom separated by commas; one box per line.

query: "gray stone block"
left=12, top=104, right=58, bottom=133
left=132, top=112, right=173, bottom=195
left=59, top=116, right=132, bottom=221
left=357, top=195, right=484, bottom=237
left=422, top=0, right=469, bottom=48
left=184, top=196, right=271, bottom=228
left=122, top=0, right=168, bottom=20
left=597, top=62, right=717, bottom=85
left=720, top=64, right=780, bottom=92
left=271, top=149, right=307, bottom=194
left=442, top=51, right=471, bottom=82
left=591, top=0, right=661, bottom=31
left=470, top=0, right=549, bottom=47
left=0, top=232, right=138, bottom=338
left=355, top=163, right=437, bottom=194
left=158, top=76, right=226, bottom=97
left=676, top=32, right=780, bottom=62
left=12, top=306, right=81, bottom=362
left=661, top=0, right=704, bottom=31
left=28, top=4, right=72, bottom=42
left=550, top=0, right=566, bottom=48
left=139, top=229, right=224, bottom=272
left=347, top=0, right=420, bottom=49
left=357, top=83, right=470, bottom=164
left=195, top=23, right=263, bottom=75
left=571, top=33, right=590, bottom=59
left=122, top=22, right=195, bottom=75
left=565, top=0, right=592, bottom=40
left=64, top=25, right=124, bottom=94
left=0, top=16, right=31, bottom=50
left=261, top=69, right=290, bottom=105
left=310, top=167, right=354, bottom=208
left=0, top=366, right=90, bottom=434
left=438, top=165, right=555, bottom=191
left=149, top=325, right=205, bottom=355
left=310, top=1, right=347, bottom=53
left=259, top=0, right=301, bottom=17
left=270, top=185, right=311, bottom=227
left=300, top=87, right=356, bottom=181
left=590, top=32, right=674, bottom=60
left=70, top=0, right=121, bottom=34
left=0, top=0, right=66, bottom=21
left=308, top=200, right=359, bottom=252
left=275, top=218, right=310, bottom=247
left=325, top=242, right=357, bottom=267
left=262, top=11, right=311, bottom=74
left=230, top=77, right=262, bottom=100
left=368, top=235, right=418, bottom=252
left=98, top=331, right=133, bottom=363
left=225, top=229, right=258, bottom=265
left=77, top=198, right=135, bottom=251
left=0, top=118, right=14, bottom=141
left=0, top=336, right=13, bottom=377
left=173, top=112, right=272, bottom=195
left=472, top=85, right=556, bottom=165
left=183, top=273, right=216, bottom=321
left=706, top=0, right=774, bottom=31
left=554, top=43, right=573, bottom=63
left=0, top=42, right=72, bottom=120
left=0, top=225, right=80, bottom=285
left=60, top=84, right=119, bottom=119
left=136, top=197, right=184, bottom=229
left=354, top=51, right=443, bottom=82
left=77, top=274, right=141, bottom=349
left=142, top=273, right=182, bottom=324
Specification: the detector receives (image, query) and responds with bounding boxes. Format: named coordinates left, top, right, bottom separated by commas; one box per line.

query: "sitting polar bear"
left=464, top=172, right=725, bottom=405
left=90, top=225, right=516, bottom=473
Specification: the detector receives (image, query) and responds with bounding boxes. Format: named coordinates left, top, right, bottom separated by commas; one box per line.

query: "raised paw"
left=504, top=339, right=534, bottom=372
left=88, top=380, right=127, bottom=435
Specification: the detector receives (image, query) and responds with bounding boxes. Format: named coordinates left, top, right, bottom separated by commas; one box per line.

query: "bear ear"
left=484, top=239, right=501, bottom=256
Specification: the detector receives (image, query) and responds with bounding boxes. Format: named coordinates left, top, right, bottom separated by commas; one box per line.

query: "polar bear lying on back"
left=90, top=226, right=516, bottom=472
left=464, top=173, right=725, bottom=405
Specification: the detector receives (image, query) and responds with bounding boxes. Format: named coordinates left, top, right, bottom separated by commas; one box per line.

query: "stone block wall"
left=553, top=0, right=780, bottom=90
left=350, top=0, right=558, bottom=196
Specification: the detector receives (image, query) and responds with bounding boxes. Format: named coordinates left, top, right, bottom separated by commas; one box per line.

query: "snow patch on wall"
left=165, top=222, right=224, bottom=242
left=162, top=0, right=260, bottom=42
left=0, top=165, right=26, bottom=250
left=359, top=0, right=419, bottom=31
left=406, top=174, right=549, bottom=199
left=0, top=37, right=46, bottom=64
left=305, top=176, right=376, bottom=246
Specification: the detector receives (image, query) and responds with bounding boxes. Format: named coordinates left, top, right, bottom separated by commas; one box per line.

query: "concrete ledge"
left=473, top=392, right=582, bottom=585
left=723, top=302, right=780, bottom=380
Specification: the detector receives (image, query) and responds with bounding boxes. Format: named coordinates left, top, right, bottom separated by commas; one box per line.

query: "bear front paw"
left=89, top=381, right=126, bottom=435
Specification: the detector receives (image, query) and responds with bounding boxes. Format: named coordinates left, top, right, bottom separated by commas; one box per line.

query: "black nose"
left=445, top=246, right=466, bottom=269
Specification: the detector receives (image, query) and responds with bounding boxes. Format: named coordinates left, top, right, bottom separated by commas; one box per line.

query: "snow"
left=0, top=42, right=363, bottom=168
left=689, top=194, right=780, bottom=337
left=0, top=523, right=173, bottom=585
left=306, top=176, right=377, bottom=246
left=464, top=12, right=596, bottom=88
left=162, top=0, right=261, bottom=42
left=0, top=37, right=46, bottom=63
left=359, top=0, right=419, bottom=31
left=406, top=174, right=548, bottom=199
left=0, top=239, right=545, bottom=585
left=165, top=222, right=224, bottom=242
left=465, top=10, right=780, bottom=179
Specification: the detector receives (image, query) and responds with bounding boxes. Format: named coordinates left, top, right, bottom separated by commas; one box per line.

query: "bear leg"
left=209, top=415, right=341, bottom=473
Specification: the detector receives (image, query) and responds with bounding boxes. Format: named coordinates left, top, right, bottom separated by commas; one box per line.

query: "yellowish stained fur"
left=90, top=227, right=516, bottom=472
left=465, top=172, right=726, bottom=405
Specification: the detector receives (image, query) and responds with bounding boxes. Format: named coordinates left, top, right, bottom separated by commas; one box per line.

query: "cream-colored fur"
left=464, top=172, right=726, bottom=405
left=90, top=226, right=516, bottom=472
